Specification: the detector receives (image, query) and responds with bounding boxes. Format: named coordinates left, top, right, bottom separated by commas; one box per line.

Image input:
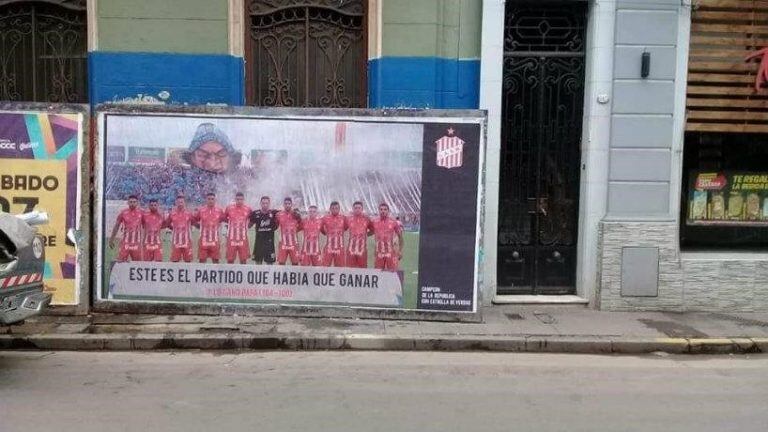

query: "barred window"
left=245, top=0, right=367, bottom=108
left=0, top=0, right=88, bottom=103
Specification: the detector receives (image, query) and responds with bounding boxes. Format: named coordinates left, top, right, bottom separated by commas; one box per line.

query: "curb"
left=1, top=334, right=766, bottom=354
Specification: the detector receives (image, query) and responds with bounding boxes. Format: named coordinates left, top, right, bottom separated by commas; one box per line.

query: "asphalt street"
left=1, top=351, right=766, bottom=432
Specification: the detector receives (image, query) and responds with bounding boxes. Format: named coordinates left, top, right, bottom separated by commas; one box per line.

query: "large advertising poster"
left=97, top=110, right=484, bottom=313
left=687, top=171, right=768, bottom=226
left=0, top=110, right=84, bottom=305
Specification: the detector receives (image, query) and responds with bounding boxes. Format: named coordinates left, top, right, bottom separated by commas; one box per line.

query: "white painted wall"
left=478, top=0, right=505, bottom=305
left=87, top=0, right=98, bottom=51
left=228, top=0, right=244, bottom=58
left=669, top=0, right=692, bottom=223
left=576, top=0, right=616, bottom=304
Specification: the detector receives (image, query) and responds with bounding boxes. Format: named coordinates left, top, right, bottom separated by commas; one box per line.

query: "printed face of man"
left=192, top=141, right=230, bottom=173
left=235, top=195, right=244, bottom=206
left=330, top=204, right=340, bottom=216
left=206, top=195, right=216, bottom=207
left=353, top=203, right=363, bottom=216
left=127, top=198, right=138, bottom=209
left=379, top=205, right=389, bottom=218
left=175, top=197, right=186, bottom=209
left=260, top=198, right=270, bottom=211
left=149, top=201, right=159, bottom=212
left=283, top=200, right=292, bottom=211
left=309, top=207, right=317, bottom=218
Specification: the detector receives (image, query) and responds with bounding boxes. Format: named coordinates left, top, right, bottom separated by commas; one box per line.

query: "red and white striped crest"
left=435, top=130, right=464, bottom=169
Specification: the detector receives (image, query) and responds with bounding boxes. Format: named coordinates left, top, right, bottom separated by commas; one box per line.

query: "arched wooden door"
left=245, top=0, right=367, bottom=108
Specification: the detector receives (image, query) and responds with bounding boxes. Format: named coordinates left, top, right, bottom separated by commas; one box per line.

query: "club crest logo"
left=435, top=128, right=464, bottom=169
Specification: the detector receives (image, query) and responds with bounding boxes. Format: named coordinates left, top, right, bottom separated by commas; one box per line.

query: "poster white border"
left=94, top=108, right=486, bottom=315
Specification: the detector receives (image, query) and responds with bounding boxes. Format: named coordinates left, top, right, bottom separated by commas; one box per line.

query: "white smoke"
left=107, top=115, right=424, bottom=217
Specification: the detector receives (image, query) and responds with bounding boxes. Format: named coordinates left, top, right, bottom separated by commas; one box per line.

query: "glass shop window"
left=681, top=132, right=768, bottom=250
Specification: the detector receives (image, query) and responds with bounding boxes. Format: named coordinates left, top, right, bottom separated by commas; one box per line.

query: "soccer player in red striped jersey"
left=224, top=192, right=252, bottom=264
left=275, top=197, right=302, bottom=265
left=300, top=205, right=322, bottom=266
left=371, top=203, right=403, bottom=271
left=346, top=201, right=372, bottom=268
left=321, top=201, right=347, bottom=267
left=166, top=195, right=194, bottom=263
left=109, top=195, right=143, bottom=262
left=141, top=199, right=165, bottom=262
left=195, top=192, right=224, bottom=263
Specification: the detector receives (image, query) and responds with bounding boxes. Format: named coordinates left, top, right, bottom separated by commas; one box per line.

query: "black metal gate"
left=497, top=3, right=587, bottom=295
left=0, top=0, right=88, bottom=103
left=245, top=0, right=366, bottom=108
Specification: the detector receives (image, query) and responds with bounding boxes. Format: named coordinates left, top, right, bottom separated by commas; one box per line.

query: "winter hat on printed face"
left=189, top=123, right=234, bottom=153
left=182, top=122, right=242, bottom=173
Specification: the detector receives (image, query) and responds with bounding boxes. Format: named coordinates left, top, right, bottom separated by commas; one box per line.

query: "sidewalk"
left=3, top=305, right=768, bottom=354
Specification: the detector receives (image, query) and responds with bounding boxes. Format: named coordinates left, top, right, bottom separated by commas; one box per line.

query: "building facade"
left=85, top=0, right=482, bottom=108
left=2, top=0, right=767, bottom=313
left=480, top=0, right=768, bottom=312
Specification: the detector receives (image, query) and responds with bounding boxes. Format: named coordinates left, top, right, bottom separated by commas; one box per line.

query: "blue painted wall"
left=368, top=57, right=480, bottom=109
left=90, top=54, right=479, bottom=109
left=89, top=52, right=244, bottom=105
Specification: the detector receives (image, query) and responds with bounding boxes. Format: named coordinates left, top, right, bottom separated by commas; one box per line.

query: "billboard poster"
left=167, top=148, right=186, bottom=166
left=127, top=146, right=165, bottom=164
left=106, top=146, right=125, bottom=163
left=96, top=110, right=484, bottom=313
left=687, top=171, right=768, bottom=226
left=0, top=111, right=84, bottom=305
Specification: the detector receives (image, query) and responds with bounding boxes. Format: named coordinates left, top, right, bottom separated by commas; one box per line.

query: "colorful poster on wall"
left=687, top=171, right=768, bottom=226
left=96, top=111, right=484, bottom=313
left=0, top=111, right=83, bottom=305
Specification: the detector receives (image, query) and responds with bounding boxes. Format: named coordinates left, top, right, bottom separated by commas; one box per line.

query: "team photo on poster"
left=98, top=112, right=482, bottom=312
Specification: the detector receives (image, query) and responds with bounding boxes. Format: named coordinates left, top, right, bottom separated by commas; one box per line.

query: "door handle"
left=527, top=198, right=549, bottom=216
left=538, top=197, right=548, bottom=216
left=527, top=197, right=538, bottom=215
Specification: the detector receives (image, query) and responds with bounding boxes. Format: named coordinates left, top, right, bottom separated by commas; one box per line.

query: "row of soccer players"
left=108, top=192, right=404, bottom=270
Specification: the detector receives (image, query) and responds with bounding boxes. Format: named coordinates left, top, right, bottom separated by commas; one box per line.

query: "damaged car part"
left=0, top=211, right=52, bottom=325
